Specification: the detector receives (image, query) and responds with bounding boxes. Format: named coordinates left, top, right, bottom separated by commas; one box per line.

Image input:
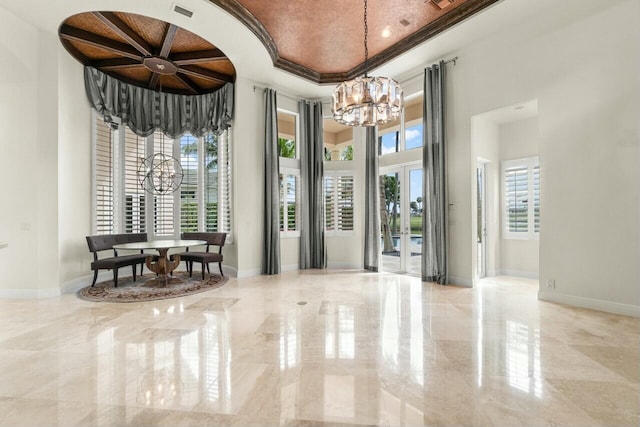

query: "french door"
left=380, top=163, right=423, bottom=275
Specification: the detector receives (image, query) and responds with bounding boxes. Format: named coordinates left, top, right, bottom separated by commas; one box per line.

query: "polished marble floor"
left=0, top=271, right=638, bottom=426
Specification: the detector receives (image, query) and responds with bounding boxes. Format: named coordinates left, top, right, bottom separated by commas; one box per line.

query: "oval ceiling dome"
left=59, top=11, right=236, bottom=95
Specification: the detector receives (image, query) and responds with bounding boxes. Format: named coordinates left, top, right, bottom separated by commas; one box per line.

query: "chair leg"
left=219, top=262, right=224, bottom=277
left=202, top=263, right=206, bottom=280
left=188, top=261, right=193, bottom=277
left=91, top=270, right=98, bottom=287
left=207, top=264, right=210, bottom=274
left=114, top=269, right=119, bottom=288
left=133, top=264, right=137, bottom=282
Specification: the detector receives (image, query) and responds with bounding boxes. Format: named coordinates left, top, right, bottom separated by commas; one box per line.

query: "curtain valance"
left=84, top=66, right=234, bottom=138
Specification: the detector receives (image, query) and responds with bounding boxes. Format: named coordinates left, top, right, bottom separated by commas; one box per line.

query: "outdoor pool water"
left=383, top=235, right=422, bottom=251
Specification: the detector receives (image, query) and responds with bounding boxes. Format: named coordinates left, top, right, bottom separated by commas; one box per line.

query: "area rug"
left=78, top=271, right=228, bottom=303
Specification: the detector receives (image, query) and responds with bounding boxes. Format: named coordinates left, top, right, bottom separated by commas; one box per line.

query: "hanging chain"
left=363, top=0, right=368, bottom=77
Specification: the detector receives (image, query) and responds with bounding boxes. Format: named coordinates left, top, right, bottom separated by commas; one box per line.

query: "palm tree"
left=181, top=133, right=218, bottom=170
left=278, top=138, right=295, bottom=158
left=340, top=145, right=353, bottom=160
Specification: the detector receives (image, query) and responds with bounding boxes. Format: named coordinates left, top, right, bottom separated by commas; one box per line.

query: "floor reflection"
left=1, top=272, right=636, bottom=426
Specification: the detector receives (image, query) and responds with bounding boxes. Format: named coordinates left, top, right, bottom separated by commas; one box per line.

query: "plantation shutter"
left=533, top=165, right=540, bottom=233
left=95, top=117, right=114, bottom=234
left=124, top=127, right=145, bottom=233
left=287, top=175, right=298, bottom=231
left=218, top=131, right=232, bottom=234
left=324, top=176, right=336, bottom=231
left=180, top=134, right=199, bottom=232
left=337, top=176, right=354, bottom=231
left=153, top=131, right=175, bottom=236
left=505, top=166, right=529, bottom=233
left=203, top=132, right=219, bottom=232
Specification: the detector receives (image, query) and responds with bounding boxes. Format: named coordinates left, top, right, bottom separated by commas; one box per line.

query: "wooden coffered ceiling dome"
left=59, top=12, right=236, bottom=95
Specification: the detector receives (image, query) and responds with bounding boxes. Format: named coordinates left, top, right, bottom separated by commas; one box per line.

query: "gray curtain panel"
left=364, top=126, right=381, bottom=272
left=84, top=66, right=234, bottom=138
left=263, top=88, right=281, bottom=275
left=422, top=61, right=449, bottom=284
left=299, top=100, right=327, bottom=269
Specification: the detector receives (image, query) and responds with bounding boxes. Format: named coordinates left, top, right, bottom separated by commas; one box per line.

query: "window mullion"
left=114, top=125, right=125, bottom=234
left=172, top=136, right=181, bottom=239
left=198, top=135, right=205, bottom=232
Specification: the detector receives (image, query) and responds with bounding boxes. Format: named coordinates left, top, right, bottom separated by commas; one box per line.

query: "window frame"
left=277, top=108, right=301, bottom=238
left=502, top=156, right=540, bottom=240
left=279, top=167, right=301, bottom=238
left=324, top=170, right=355, bottom=237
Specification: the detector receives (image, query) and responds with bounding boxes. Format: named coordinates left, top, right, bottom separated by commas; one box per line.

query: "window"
left=124, top=127, right=146, bottom=234
left=277, top=110, right=300, bottom=237
left=92, top=112, right=233, bottom=240
left=324, top=172, right=354, bottom=235
left=94, top=117, right=114, bottom=234
left=503, top=157, right=540, bottom=239
left=180, top=134, right=198, bottom=232
left=323, top=118, right=354, bottom=162
left=279, top=170, right=300, bottom=235
left=378, top=94, right=424, bottom=155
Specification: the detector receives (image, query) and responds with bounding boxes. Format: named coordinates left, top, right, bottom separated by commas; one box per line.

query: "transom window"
left=379, top=94, right=424, bottom=155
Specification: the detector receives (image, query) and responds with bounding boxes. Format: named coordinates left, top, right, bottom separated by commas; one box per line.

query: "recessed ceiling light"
left=381, top=26, right=391, bottom=38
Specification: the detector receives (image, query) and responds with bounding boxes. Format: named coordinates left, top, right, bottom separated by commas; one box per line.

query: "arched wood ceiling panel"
left=59, top=11, right=236, bottom=95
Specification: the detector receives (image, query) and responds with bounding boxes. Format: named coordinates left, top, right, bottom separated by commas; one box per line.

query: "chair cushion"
left=91, top=253, right=149, bottom=270
left=175, top=251, right=222, bottom=263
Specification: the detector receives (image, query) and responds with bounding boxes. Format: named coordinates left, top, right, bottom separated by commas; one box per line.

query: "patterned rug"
left=78, top=271, right=228, bottom=303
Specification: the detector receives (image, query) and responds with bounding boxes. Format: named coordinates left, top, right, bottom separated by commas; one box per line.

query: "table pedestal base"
left=145, top=249, right=180, bottom=287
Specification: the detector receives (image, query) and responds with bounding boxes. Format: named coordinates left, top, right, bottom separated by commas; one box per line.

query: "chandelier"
left=332, top=0, right=404, bottom=127
left=137, top=151, right=184, bottom=195
left=137, top=82, right=184, bottom=195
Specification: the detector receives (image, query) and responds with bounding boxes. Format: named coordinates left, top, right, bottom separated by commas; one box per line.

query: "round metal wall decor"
left=137, top=153, right=184, bottom=195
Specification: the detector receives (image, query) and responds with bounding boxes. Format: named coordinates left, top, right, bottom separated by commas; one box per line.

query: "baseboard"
left=327, top=262, right=363, bottom=270
left=0, top=287, right=61, bottom=298
left=538, top=290, right=640, bottom=318
left=0, top=289, right=39, bottom=298
left=236, top=268, right=261, bottom=278
left=500, top=269, right=539, bottom=279
left=282, top=263, right=299, bottom=272
left=448, top=275, right=473, bottom=287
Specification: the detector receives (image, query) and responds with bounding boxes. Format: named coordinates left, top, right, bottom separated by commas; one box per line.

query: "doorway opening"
left=471, top=99, right=540, bottom=283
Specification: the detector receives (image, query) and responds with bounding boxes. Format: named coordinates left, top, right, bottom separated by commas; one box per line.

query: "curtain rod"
left=252, top=84, right=311, bottom=102
left=401, top=56, right=459, bottom=85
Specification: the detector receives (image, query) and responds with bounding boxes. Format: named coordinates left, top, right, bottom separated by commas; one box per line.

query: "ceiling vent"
left=430, top=0, right=454, bottom=10
left=172, top=3, right=194, bottom=18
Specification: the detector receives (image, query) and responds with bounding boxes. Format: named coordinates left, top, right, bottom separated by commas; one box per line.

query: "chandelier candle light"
left=332, top=0, right=404, bottom=126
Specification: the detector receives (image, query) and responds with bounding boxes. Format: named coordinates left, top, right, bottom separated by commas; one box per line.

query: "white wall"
left=0, top=6, right=61, bottom=296
left=499, top=117, right=539, bottom=278
left=458, top=0, right=639, bottom=315
left=58, top=45, right=92, bottom=290
left=231, top=78, right=263, bottom=277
